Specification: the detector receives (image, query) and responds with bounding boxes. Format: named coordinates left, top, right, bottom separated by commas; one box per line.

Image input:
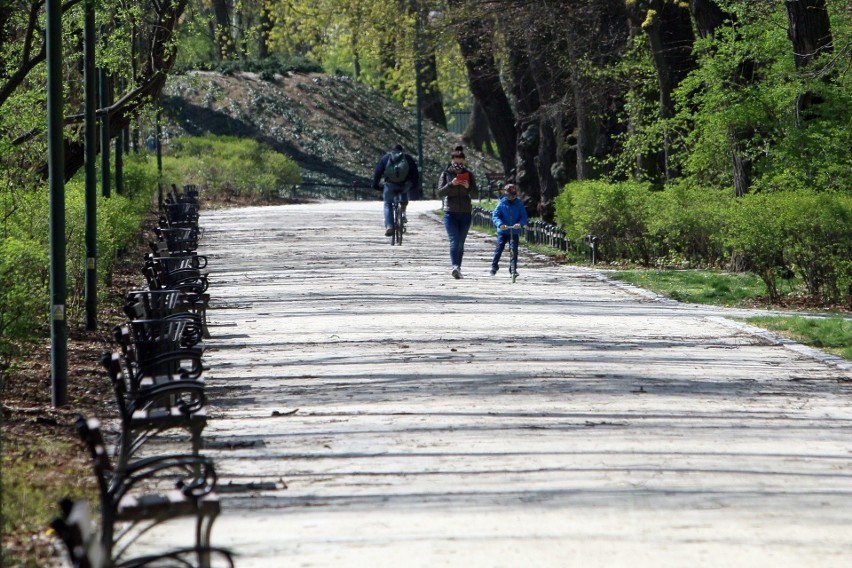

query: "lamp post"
left=83, top=0, right=97, bottom=330
left=47, top=0, right=67, bottom=406
left=414, top=9, right=424, bottom=198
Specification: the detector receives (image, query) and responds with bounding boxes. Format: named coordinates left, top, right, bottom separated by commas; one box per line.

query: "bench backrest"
left=52, top=500, right=108, bottom=568
left=75, top=416, right=115, bottom=493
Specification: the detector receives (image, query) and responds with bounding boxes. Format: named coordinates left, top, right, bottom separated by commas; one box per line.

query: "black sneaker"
left=385, top=227, right=394, bottom=236
left=451, top=267, right=461, bottom=280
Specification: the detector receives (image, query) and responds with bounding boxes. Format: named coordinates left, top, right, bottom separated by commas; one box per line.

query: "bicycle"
left=389, top=190, right=406, bottom=245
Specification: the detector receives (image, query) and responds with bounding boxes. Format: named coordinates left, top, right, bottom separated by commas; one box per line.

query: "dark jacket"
left=372, top=152, right=419, bottom=190
left=437, top=165, right=478, bottom=214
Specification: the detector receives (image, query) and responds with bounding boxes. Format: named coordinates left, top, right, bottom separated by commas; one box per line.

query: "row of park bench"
left=51, top=185, right=234, bottom=567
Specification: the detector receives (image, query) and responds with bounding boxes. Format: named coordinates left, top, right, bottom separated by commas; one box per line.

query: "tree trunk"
left=503, top=19, right=541, bottom=210
left=526, top=40, right=559, bottom=223
left=421, top=52, right=447, bottom=128
left=211, top=0, right=235, bottom=60
left=785, top=0, right=833, bottom=68
left=627, top=1, right=696, bottom=182
left=785, top=0, right=833, bottom=118
left=690, top=0, right=757, bottom=196
left=461, top=100, right=493, bottom=155
left=566, top=38, right=589, bottom=181
left=258, top=1, right=272, bottom=59
left=689, top=0, right=726, bottom=39
left=451, top=0, right=516, bottom=175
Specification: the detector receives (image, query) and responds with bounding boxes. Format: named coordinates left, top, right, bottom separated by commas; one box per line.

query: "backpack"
left=384, top=151, right=409, bottom=183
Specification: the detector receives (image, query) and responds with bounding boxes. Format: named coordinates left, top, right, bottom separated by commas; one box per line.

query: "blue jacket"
left=492, top=196, right=528, bottom=235
left=372, top=152, right=419, bottom=190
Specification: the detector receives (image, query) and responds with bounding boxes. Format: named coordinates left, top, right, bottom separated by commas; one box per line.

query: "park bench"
left=101, top=351, right=207, bottom=466
left=51, top=499, right=233, bottom=568
left=143, top=253, right=209, bottom=297
left=75, top=416, right=222, bottom=564
left=154, top=226, right=201, bottom=254
left=112, top=322, right=204, bottom=389
left=124, top=289, right=210, bottom=342
left=124, top=291, right=206, bottom=347
left=160, top=198, right=200, bottom=228
left=483, top=172, right=507, bottom=199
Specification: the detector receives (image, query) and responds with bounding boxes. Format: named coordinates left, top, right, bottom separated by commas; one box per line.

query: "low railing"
left=282, top=183, right=378, bottom=201
left=472, top=206, right=600, bottom=264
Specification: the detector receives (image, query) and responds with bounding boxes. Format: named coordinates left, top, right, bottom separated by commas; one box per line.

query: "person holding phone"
left=437, top=146, right=478, bottom=279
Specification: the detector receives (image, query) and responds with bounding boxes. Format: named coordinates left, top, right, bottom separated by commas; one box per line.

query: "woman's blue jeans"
left=443, top=212, right=472, bottom=268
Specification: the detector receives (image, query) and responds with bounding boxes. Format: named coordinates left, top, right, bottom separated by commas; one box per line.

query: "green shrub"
left=779, top=191, right=852, bottom=305
left=723, top=193, right=789, bottom=301
left=647, top=183, right=730, bottom=267
left=555, top=180, right=655, bottom=264
left=0, top=155, right=158, bottom=344
left=174, top=55, right=324, bottom=76
left=165, top=135, right=301, bottom=200
left=0, top=237, right=49, bottom=340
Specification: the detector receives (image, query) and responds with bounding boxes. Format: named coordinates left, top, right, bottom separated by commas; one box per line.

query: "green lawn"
left=606, top=269, right=851, bottom=362
left=742, top=316, right=852, bottom=361
left=607, top=269, right=768, bottom=306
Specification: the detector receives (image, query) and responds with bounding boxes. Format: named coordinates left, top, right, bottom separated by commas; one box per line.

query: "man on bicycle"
left=372, top=143, right=419, bottom=236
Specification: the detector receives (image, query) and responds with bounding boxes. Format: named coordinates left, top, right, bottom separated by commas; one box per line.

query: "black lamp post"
left=47, top=0, right=67, bottom=406
left=414, top=10, right=424, bottom=197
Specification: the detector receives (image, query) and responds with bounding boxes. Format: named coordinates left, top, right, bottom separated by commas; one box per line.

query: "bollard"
left=589, top=235, right=599, bottom=265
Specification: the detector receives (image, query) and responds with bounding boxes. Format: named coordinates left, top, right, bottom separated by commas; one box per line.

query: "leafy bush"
left=0, top=236, right=49, bottom=340
left=164, top=135, right=301, bottom=201
left=555, top=180, right=654, bottom=264
left=555, top=179, right=850, bottom=306
left=175, top=55, right=324, bottom=77
left=778, top=191, right=852, bottom=304
left=718, top=194, right=790, bottom=301
left=647, top=183, right=730, bottom=267
left=0, top=155, right=159, bottom=347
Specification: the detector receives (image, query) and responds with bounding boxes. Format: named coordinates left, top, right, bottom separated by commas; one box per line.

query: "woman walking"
left=437, top=146, right=478, bottom=279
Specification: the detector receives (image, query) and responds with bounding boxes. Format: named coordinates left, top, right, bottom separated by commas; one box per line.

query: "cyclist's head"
left=392, top=143, right=404, bottom=152
left=504, top=184, right=519, bottom=200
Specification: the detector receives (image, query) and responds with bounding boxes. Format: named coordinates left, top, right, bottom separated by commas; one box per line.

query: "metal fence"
left=281, top=183, right=378, bottom=201
left=471, top=206, right=600, bottom=264
left=447, top=109, right=471, bottom=135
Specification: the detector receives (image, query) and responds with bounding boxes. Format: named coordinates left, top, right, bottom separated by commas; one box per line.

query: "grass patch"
left=741, top=316, right=852, bottom=361
left=2, top=433, right=96, bottom=536
left=607, top=269, right=769, bottom=306
left=605, top=269, right=851, bottom=361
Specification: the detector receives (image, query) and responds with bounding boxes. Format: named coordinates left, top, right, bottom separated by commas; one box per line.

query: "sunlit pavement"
left=136, top=200, right=851, bottom=567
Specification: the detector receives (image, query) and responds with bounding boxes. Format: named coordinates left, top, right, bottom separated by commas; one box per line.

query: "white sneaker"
left=451, top=267, right=461, bottom=280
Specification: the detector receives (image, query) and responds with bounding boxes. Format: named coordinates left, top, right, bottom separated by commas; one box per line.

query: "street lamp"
left=414, top=10, right=424, bottom=198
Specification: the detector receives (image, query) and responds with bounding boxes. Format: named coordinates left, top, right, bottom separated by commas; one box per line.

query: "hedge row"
left=554, top=181, right=852, bottom=305
left=0, top=158, right=159, bottom=352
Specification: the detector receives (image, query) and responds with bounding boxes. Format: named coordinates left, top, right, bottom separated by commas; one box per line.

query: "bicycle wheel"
left=389, top=202, right=398, bottom=245
left=393, top=200, right=403, bottom=245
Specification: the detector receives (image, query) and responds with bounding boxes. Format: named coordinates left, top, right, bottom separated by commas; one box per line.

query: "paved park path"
left=149, top=200, right=850, bottom=567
